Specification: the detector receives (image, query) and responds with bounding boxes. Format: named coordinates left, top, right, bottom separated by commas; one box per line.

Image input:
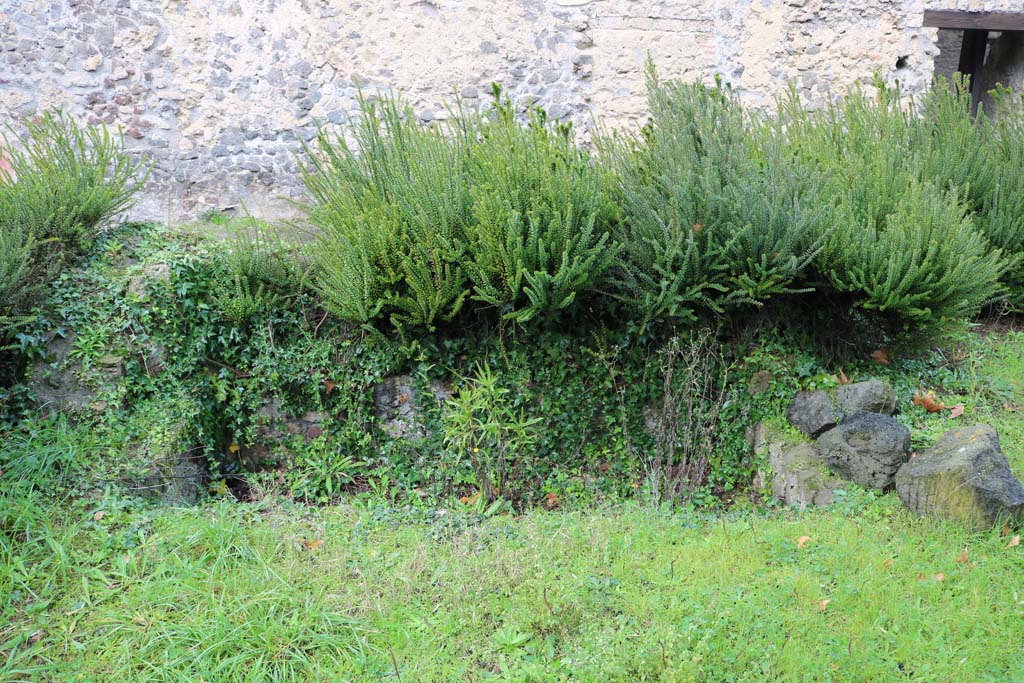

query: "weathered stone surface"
left=896, top=425, right=1024, bottom=528
left=786, top=390, right=837, bottom=438
left=26, top=333, right=98, bottom=414
left=243, top=399, right=330, bottom=465
left=373, top=375, right=453, bottom=440
left=129, top=410, right=206, bottom=506
left=748, top=423, right=844, bottom=508
left=126, top=262, right=170, bottom=298
left=3, top=0, right=1002, bottom=222
left=817, top=412, right=910, bottom=490
left=142, top=441, right=206, bottom=506
left=769, top=441, right=845, bottom=508
left=836, top=380, right=896, bottom=417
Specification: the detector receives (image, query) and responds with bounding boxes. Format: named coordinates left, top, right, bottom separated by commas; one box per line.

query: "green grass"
left=4, top=246, right=1024, bottom=682
left=3, top=492, right=1024, bottom=682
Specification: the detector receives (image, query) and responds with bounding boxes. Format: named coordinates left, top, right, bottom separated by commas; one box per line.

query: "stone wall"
left=0, top=0, right=1020, bottom=221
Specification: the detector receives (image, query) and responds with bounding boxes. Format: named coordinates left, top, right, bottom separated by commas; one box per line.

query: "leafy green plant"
left=212, top=218, right=308, bottom=324
left=0, top=110, right=148, bottom=373
left=0, top=109, right=149, bottom=260
left=302, top=91, right=472, bottom=330
left=443, top=362, right=542, bottom=504
left=285, top=434, right=363, bottom=503
left=781, top=80, right=1008, bottom=334
left=0, top=225, right=38, bottom=351
left=303, top=87, right=619, bottom=331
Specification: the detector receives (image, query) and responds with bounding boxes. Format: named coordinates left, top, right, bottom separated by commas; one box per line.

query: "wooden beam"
left=924, top=10, right=1024, bottom=32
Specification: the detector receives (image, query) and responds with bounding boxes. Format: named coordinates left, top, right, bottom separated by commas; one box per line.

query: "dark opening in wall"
left=925, top=11, right=1024, bottom=115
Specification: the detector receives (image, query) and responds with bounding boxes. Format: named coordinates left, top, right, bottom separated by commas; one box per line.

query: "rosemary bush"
left=302, top=93, right=473, bottom=330
left=603, top=66, right=826, bottom=325
left=302, top=89, right=618, bottom=332
left=464, top=88, right=618, bottom=322
left=783, top=82, right=1007, bottom=331
left=0, top=110, right=147, bottom=349
left=1, top=110, right=149, bottom=260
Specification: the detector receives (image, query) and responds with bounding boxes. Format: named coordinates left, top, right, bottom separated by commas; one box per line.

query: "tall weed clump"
left=302, top=89, right=617, bottom=332
left=782, top=83, right=1007, bottom=332
left=603, top=66, right=826, bottom=325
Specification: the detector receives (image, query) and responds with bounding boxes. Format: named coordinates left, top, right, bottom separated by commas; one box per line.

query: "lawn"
left=3, top=488, right=1024, bottom=682
left=4, top=324, right=1024, bottom=682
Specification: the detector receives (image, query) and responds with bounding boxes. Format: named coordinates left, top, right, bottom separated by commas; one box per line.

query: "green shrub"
left=0, top=111, right=148, bottom=356
left=604, top=66, right=826, bottom=324
left=977, top=87, right=1024, bottom=303
left=1, top=110, right=149, bottom=260
left=782, top=82, right=1007, bottom=332
left=463, top=89, right=618, bottom=321
left=0, top=225, right=38, bottom=347
left=303, top=88, right=618, bottom=331
left=212, top=219, right=308, bottom=325
left=302, top=93, right=472, bottom=330
left=442, top=362, right=543, bottom=504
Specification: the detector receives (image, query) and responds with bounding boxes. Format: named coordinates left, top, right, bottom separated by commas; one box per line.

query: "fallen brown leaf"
left=913, top=391, right=946, bottom=413
left=934, top=572, right=945, bottom=582
left=93, top=510, right=106, bottom=522
left=796, top=535, right=812, bottom=549
left=817, top=599, right=831, bottom=612
left=949, top=404, right=965, bottom=419
left=302, top=539, right=324, bottom=551
left=542, top=492, right=559, bottom=510
left=870, top=348, right=891, bottom=365
left=882, top=558, right=894, bottom=568
left=323, top=379, right=336, bottom=396
left=1007, top=535, right=1021, bottom=549
left=1001, top=522, right=1012, bottom=538
left=837, top=369, right=850, bottom=385
left=956, top=546, right=969, bottom=564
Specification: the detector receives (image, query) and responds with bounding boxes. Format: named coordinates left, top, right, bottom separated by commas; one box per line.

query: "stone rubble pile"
left=755, top=380, right=1024, bottom=529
